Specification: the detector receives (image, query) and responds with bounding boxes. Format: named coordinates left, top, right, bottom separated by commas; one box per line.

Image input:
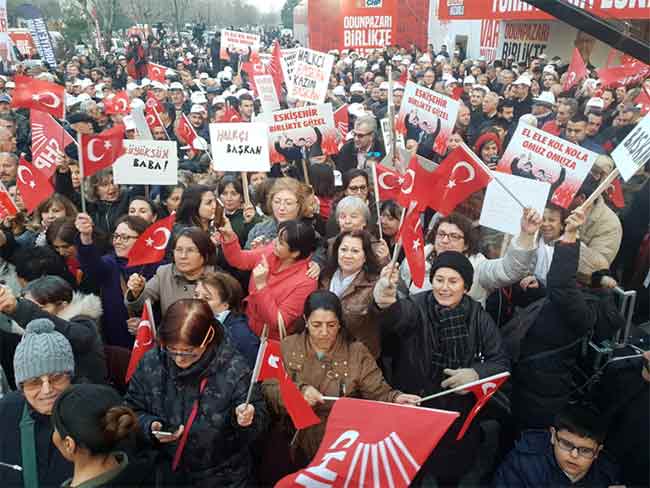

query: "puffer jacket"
left=578, top=196, right=622, bottom=284
left=125, top=340, right=268, bottom=488
left=8, top=293, right=107, bottom=384
left=262, top=332, right=400, bottom=460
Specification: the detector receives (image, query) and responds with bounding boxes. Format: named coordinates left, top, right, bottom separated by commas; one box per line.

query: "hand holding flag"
left=127, top=213, right=176, bottom=267
left=125, top=300, right=156, bottom=382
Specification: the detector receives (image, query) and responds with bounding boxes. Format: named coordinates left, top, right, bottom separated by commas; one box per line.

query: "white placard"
left=209, top=122, right=270, bottom=172
left=611, top=112, right=650, bottom=182
left=254, top=74, right=280, bottom=113
left=280, top=48, right=298, bottom=88
left=288, top=47, right=334, bottom=104
left=380, top=117, right=405, bottom=151
left=480, top=172, right=550, bottom=236
left=113, top=140, right=178, bottom=185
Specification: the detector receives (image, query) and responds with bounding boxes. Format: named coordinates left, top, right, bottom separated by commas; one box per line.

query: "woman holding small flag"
left=125, top=299, right=268, bottom=487
left=374, top=251, right=510, bottom=486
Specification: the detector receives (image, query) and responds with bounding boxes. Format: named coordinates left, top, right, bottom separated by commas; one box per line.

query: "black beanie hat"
left=430, top=251, right=474, bottom=290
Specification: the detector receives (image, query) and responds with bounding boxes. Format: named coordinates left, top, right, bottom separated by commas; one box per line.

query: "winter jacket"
left=244, top=218, right=276, bottom=249
left=0, top=392, right=73, bottom=487
left=221, top=311, right=260, bottom=369
left=374, top=292, right=509, bottom=482
left=76, top=241, right=158, bottom=348
left=226, top=208, right=264, bottom=248
left=400, top=236, right=537, bottom=306
left=60, top=451, right=156, bottom=488
left=125, top=263, right=219, bottom=317
left=333, top=137, right=385, bottom=174
left=511, top=241, right=622, bottom=431
left=125, top=342, right=268, bottom=488
left=262, top=333, right=400, bottom=460
left=221, top=238, right=318, bottom=340
left=578, top=196, right=622, bottom=284
left=320, top=270, right=382, bottom=357
left=493, top=430, right=620, bottom=487
left=7, top=294, right=107, bottom=384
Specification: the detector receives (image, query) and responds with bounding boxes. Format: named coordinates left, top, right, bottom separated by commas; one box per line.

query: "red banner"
left=341, top=0, right=397, bottom=54
left=438, top=0, right=650, bottom=21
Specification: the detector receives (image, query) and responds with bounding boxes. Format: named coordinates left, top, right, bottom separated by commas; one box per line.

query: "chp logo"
left=361, top=0, right=382, bottom=7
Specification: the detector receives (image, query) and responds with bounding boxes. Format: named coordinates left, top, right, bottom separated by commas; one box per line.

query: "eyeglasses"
left=272, top=198, right=298, bottom=208
left=353, top=131, right=373, bottom=138
left=21, top=372, right=70, bottom=392
left=436, top=231, right=464, bottom=242
left=347, top=185, right=368, bottom=193
left=164, top=326, right=215, bottom=358
left=554, top=432, right=599, bottom=459
left=112, top=233, right=138, bottom=242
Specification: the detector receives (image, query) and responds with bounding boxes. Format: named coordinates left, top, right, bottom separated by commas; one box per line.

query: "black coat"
left=125, top=339, right=268, bottom=488
left=333, top=137, right=385, bottom=174
left=0, top=392, right=73, bottom=487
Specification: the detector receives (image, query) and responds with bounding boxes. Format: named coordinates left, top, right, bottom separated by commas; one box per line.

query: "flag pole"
left=244, top=324, right=268, bottom=406
left=241, top=172, right=252, bottom=207
left=77, top=132, right=87, bottom=214
left=371, top=160, right=383, bottom=241
left=578, top=168, right=620, bottom=212
left=153, top=106, right=170, bottom=140
left=302, top=158, right=311, bottom=186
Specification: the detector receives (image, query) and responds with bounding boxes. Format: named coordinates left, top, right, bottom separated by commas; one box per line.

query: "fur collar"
left=58, top=292, right=103, bottom=321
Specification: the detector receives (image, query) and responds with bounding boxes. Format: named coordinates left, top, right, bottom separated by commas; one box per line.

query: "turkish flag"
left=634, top=87, right=650, bottom=115
left=375, top=163, right=410, bottom=202
left=79, top=125, right=126, bottom=177
left=563, top=48, right=588, bottom=92
left=17, top=157, right=55, bottom=213
left=333, top=104, right=349, bottom=144
left=145, top=92, right=165, bottom=114
left=104, top=91, right=130, bottom=115
left=146, top=62, right=168, bottom=83
left=269, top=40, right=284, bottom=98
left=30, top=110, right=76, bottom=178
left=255, top=339, right=320, bottom=430
left=455, top=372, right=509, bottom=440
left=607, top=177, right=625, bottom=209
left=11, top=75, right=65, bottom=119
left=127, top=213, right=176, bottom=267
left=217, top=104, right=242, bottom=123
left=398, top=204, right=426, bottom=287
left=276, top=398, right=459, bottom=488
left=399, top=68, right=408, bottom=85
left=125, top=301, right=156, bottom=382
left=0, top=182, right=18, bottom=220
left=428, top=145, right=492, bottom=215
left=597, top=61, right=650, bottom=88
left=145, top=105, right=164, bottom=130
left=176, top=114, right=198, bottom=145
left=451, top=86, right=464, bottom=100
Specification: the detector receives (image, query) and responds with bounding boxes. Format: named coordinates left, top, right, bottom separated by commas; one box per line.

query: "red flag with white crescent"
left=333, top=104, right=349, bottom=144
left=0, top=182, right=18, bottom=220
left=563, top=48, right=588, bottom=92
left=146, top=62, right=168, bottom=83
left=11, top=75, right=65, bottom=119
left=80, top=125, right=126, bottom=177
left=127, top=213, right=176, bottom=267
left=104, top=91, right=131, bottom=115
left=276, top=398, right=459, bottom=488
left=398, top=203, right=425, bottom=288
left=30, top=110, right=76, bottom=178
left=16, top=157, right=55, bottom=213
left=175, top=113, right=198, bottom=145
left=125, top=301, right=156, bottom=382
left=455, top=372, right=509, bottom=440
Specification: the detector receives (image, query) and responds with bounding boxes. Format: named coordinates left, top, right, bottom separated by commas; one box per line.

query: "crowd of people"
left=0, top=23, right=648, bottom=488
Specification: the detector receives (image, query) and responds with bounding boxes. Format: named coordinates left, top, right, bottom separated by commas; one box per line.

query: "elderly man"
left=334, top=115, right=385, bottom=173
left=0, top=319, right=75, bottom=487
left=0, top=152, right=17, bottom=184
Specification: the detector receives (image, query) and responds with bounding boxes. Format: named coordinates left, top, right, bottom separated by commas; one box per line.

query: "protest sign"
left=0, top=0, right=10, bottom=62
left=480, top=172, right=550, bottom=236
left=280, top=48, right=298, bottom=87
left=496, top=124, right=596, bottom=208
left=380, top=117, right=405, bottom=152
left=497, top=21, right=551, bottom=63
left=113, top=140, right=178, bottom=185
left=253, top=75, right=280, bottom=113
left=260, top=103, right=337, bottom=164
left=479, top=19, right=499, bottom=63
left=396, top=81, right=460, bottom=156
left=219, top=29, right=260, bottom=61
left=611, top=112, right=650, bottom=182
left=287, top=48, right=334, bottom=104
left=340, top=0, right=396, bottom=54
left=209, top=122, right=270, bottom=172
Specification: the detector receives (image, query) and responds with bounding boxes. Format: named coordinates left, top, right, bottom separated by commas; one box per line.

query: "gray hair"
left=355, top=115, right=377, bottom=133
left=79, top=100, right=97, bottom=113
left=0, top=152, right=18, bottom=164
left=335, top=196, right=370, bottom=224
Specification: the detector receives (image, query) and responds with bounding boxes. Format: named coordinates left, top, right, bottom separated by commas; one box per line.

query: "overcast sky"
left=249, top=0, right=285, bottom=14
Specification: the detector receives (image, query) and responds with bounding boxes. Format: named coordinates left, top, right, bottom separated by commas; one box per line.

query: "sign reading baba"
left=113, top=140, right=178, bottom=185
left=209, top=122, right=270, bottom=172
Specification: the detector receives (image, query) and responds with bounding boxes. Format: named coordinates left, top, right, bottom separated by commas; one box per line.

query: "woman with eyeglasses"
left=325, top=169, right=379, bottom=238
left=400, top=210, right=542, bottom=306
left=262, top=290, right=420, bottom=467
left=75, top=213, right=159, bottom=348
left=219, top=218, right=318, bottom=340
left=125, top=227, right=219, bottom=317
left=125, top=299, right=268, bottom=487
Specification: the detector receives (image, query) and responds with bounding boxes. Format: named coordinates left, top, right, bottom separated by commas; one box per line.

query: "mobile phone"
left=213, top=199, right=225, bottom=228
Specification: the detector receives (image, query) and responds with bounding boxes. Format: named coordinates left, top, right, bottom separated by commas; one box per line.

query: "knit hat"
left=14, top=319, right=74, bottom=387
left=473, top=132, right=501, bottom=156
left=430, top=251, right=474, bottom=290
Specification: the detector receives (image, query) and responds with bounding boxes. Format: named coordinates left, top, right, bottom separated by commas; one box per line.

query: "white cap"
left=169, top=81, right=184, bottom=91
left=477, top=55, right=486, bottom=62
left=472, top=84, right=489, bottom=94
left=5, top=81, right=14, bottom=88
left=513, top=76, right=532, bottom=86
left=140, top=77, right=151, bottom=86
left=333, top=85, right=346, bottom=96
left=586, top=97, right=605, bottom=110
left=371, top=63, right=380, bottom=72
left=543, top=65, right=557, bottom=74
left=435, top=55, right=446, bottom=64
left=76, top=93, right=92, bottom=103
left=350, top=82, right=365, bottom=94
left=224, top=66, right=233, bottom=73
left=444, top=77, right=459, bottom=87
left=236, top=88, right=250, bottom=98
left=348, top=103, right=368, bottom=118
left=190, top=91, right=207, bottom=104
left=190, top=104, right=206, bottom=114
left=393, top=83, right=404, bottom=92
left=199, top=72, right=209, bottom=80
left=151, top=81, right=167, bottom=90
left=186, top=52, right=194, bottom=59
left=123, top=115, right=137, bottom=131
left=213, top=96, right=226, bottom=106
left=126, top=82, right=139, bottom=92
left=79, top=78, right=93, bottom=89
left=379, top=81, right=389, bottom=90
left=533, top=91, right=556, bottom=106
left=165, top=68, right=176, bottom=77
left=463, top=75, right=476, bottom=85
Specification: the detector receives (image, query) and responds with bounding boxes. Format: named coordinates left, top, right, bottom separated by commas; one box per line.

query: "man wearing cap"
left=531, top=91, right=556, bottom=127
left=513, top=76, right=534, bottom=120
left=67, top=112, right=95, bottom=137
left=0, top=319, right=75, bottom=486
left=170, top=82, right=190, bottom=118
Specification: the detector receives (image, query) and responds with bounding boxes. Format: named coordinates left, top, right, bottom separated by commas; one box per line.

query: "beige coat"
left=578, top=196, right=622, bottom=284
left=262, top=332, right=400, bottom=460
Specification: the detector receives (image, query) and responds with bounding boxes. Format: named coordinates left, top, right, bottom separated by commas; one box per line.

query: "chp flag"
left=79, top=125, right=126, bottom=177
left=11, top=75, right=65, bottom=119
left=276, top=398, right=459, bottom=488
left=455, top=372, right=510, bottom=440
left=125, top=299, right=156, bottom=382
left=17, top=156, right=54, bottom=213
left=30, top=109, right=76, bottom=178
left=127, top=213, right=175, bottom=267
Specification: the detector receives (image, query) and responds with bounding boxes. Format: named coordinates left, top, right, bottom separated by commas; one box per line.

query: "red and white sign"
left=438, top=0, right=650, bottom=21
left=341, top=0, right=397, bottom=54
left=253, top=75, right=280, bottom=113
left=479, top=19, right=499, bottom=63
left=219, top=29, right=261, bottom=61
left=276, top=398, right=459, bottom=488
left=30, top=110, right=75, bottom=178
left=288, top=47, right=334, bottom=104
left=498, top=21, right=551, bottom=64
left=8, top=30, right=34, bottom=57
left=497, top=124, right=597, bottom=208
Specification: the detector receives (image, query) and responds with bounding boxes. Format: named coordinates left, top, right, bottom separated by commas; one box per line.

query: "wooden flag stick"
left=578, top=168, right=620, bottom=212
left=152, top=106, right=170, bottom=140
left=371, top=160, right=383, bottom=241
left=302, top=159, right=311, bottom=186
left=245, top=324, right=268, bottom=406
left=77, top=132, right=87, bottom=214
left=241, top=172, right=252, bottom=207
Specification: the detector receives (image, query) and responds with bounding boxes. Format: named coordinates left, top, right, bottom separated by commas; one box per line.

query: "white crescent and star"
left=31, top=91, right=61, bottom=109
left=447, top=161, right=476, bottom=189
left=17, top=165, right=35, bottom=189
left=135, top=320, right=153, bottom=347
left=481, top=382, right=497, bottom=396
left=116, top=98, right=128, bottom=112
left=151, top=227, right=171, bottom=250
left=87, top=138, right=107, bottom=162
left=268, top=354, right=280, bottom=368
